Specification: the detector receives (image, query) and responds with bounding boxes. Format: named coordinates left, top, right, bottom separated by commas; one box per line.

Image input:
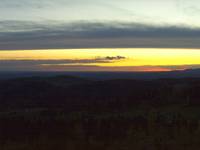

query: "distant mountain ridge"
left=1, top=68, right=200, bottom=80
left=1, top=75, right=200, bottom=110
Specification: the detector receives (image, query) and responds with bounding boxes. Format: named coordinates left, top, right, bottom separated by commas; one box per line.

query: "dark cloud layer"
left=1, top=21, right=200, bottom=49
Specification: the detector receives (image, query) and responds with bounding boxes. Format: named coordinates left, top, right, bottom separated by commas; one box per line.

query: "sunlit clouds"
left=0, top=48, right=200, bottom=72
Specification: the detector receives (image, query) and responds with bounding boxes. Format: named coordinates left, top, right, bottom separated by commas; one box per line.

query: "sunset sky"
left=1, top=0, right=200, bottom=71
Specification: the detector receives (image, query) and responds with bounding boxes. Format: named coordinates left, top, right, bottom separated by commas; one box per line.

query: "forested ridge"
left=1, top=76, right=200, bottom=149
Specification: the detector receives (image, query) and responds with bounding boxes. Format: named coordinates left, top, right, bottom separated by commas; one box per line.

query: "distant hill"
left=1, top=75, right=200, bottom=110
left=1, top=69, right=200, bottom=80
left=3, top=75, right=92, bottom=87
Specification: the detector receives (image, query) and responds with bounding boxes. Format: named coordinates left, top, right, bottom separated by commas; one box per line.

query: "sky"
left=1, top=48, right=200, bottom=72
left=0, top=0, right=200, bottom=72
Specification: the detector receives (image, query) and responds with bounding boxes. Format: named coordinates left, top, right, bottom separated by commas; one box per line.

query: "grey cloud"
left=0, top=59, right=200, bottom=71
left=0, top=56, right=126, bottom=71
left=0, top=0, right=62, bottom=9
left=0, top=0, right=106, bottom=11
left=1, top=21, right=200, bottom=49
left=0, top=59, right=107, bottom=65
left=0, top=56, right=126, bottom=65
left=3, top=21, right=200, bottom=38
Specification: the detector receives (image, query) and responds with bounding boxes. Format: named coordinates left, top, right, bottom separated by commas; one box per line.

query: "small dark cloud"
left=104, top=56, right=126, bottom=60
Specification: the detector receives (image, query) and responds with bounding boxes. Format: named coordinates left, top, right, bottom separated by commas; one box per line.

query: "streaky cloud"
left=1, top=21, right=200, bottom=49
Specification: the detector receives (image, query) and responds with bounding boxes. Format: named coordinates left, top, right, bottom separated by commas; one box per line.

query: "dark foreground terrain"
left=1, top=75, right=200, bottom=149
